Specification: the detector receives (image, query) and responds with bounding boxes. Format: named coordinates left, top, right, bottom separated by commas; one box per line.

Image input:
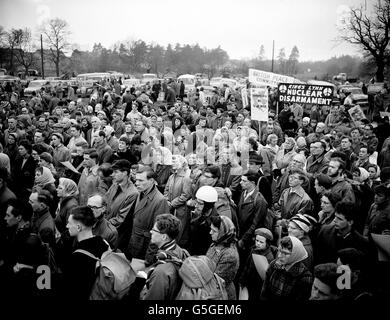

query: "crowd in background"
left=0, top=75, right=389, bottom=301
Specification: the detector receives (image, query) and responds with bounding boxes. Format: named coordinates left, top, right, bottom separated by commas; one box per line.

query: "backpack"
left=176, top=256, right=228, bottom=300
left=74, top=245, right=136, bottom=300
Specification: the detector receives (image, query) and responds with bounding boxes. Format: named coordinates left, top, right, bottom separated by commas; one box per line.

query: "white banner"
left=249, top=68, right=298, bottom=88
left=250, top=87, right=268, bottom=121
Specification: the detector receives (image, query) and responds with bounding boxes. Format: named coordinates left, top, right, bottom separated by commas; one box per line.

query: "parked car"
left=141, top=73, right=158, bottom=85
left=367, top=82, right=386, bottom=95
left=0, top=75, right=21, bottom=85
left=23, top=79, right=47, bottom=96
left=339, top=86, right=369, bottom=113
left=121, top=78, right=141, bottom=91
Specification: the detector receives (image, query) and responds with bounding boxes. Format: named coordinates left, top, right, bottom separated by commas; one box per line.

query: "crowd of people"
left=0, top=75, right=389, bottom=301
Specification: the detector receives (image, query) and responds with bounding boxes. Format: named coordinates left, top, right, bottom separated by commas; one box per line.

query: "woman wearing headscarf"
left=239, top=228, right=276, bottom=300
left=260, top=236, right=313, bottom=301
left=54, top=178, right=79, bottom=234
left=33, top=166, right=57, bottom=217
left=206, top=215, right=240, bottom=300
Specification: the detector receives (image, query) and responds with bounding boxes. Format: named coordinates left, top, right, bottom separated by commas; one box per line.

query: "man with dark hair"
left=362, top=124, right=378, bottom=155
left=316, top=201, right=368, bottom=265
left=350, top=127, right=363, bottom=155
left=112, top=111, right=125, bottom=138
left=127, top=166, right=170, bottom=261
left=64, top=206, right=109, bottom=299
left=306, top=141, right=329, bottom=177
left=67, top=123, right=87, bottom=156
left=237, top=170, right=268, bottom=256
left=29, top=190, right=55, bottom=247
left=78, top=149, right=100, bottom=206
left=338, top=136, right=358, bottom=171
left=354, top=144, right=372, bottom=171
left=11, top=139, right=36, bottom=200
left=2, top=199, right=46, bottom=298
left=105, top=159, right=138, bottom=229
left=92, top=130, right=112, bottom=165
left=140, top=214, right=190, bottom=300
left=51, top=132, right=71, bottom=176
left=34, top=129, right=53, bottom=154
left=327, top=157, right=356, bottom=203
left=336, top=248, right=372, bottom=300
left=248, top=153, right=272, bottom=206
left=310, top=263, right=343, bottom=300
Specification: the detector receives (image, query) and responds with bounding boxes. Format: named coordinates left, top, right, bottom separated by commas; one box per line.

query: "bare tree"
left=14, top=28, right=38, bottom=76
left=338, top=0, right=390, bottom=82
left=4, top=28, right=24, bottom=74
left=39, top=18, right=71, bottom=76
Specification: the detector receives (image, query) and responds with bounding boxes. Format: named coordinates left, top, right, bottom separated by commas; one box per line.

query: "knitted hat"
left=254, top=228, right=273, bottom=242
left=289, top=214, right=312, bottom=233
left=51, top=132, right=64, bottom=143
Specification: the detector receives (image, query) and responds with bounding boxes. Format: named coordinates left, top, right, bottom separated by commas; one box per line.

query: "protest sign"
left=250, top=87, right=268, bottom=121
left=348, top=105, right=366, bottom=125
left=248, top=68, right=298, bottom=88
left=278, top=83, right=333, bottom=106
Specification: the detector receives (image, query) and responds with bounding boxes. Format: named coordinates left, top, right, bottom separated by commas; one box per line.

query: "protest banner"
left=278, top=83, right=334, bottom=106
left=248, top=68, right=298, bottom=88
left=250, top=87, right=268, bottom=122
left=348, top=105, right=366, bottom=125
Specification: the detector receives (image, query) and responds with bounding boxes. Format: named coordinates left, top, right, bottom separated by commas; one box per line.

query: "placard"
left=250, top=87, right=268, bottom=121
left=249, top=68, right=299, bottom=88
left=278, top=83, right=333, bottom=106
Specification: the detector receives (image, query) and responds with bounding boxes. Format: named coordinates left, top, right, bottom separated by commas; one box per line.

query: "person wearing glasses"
left=140, top=213, right=189, bottom=300
left=87, top=194, right=118, bottom=249
left=260, top=235, right=313, bottom=301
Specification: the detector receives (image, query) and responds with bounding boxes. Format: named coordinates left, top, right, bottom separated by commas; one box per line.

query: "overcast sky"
left=0, top=0, right=371, bottom=61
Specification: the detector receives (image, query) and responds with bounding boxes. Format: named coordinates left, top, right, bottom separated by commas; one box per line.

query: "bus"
left=76, top=72, right=111, bottom=96
left=178, top=74, right=196, bottom=93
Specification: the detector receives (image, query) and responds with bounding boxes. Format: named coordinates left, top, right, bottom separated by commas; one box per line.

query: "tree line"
left=0, top=0, right=388, bottom=81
